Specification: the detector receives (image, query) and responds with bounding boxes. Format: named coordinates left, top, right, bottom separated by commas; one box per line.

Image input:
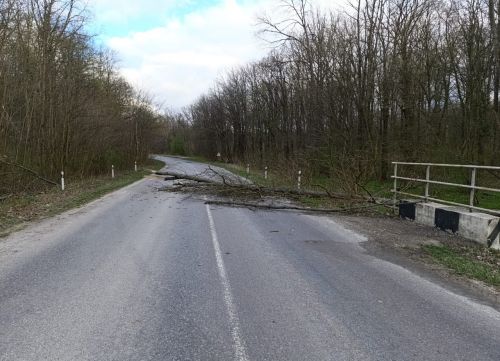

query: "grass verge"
left=0, top=159, right=165, bottom=237
left=423, top=244, right=500, bottom=288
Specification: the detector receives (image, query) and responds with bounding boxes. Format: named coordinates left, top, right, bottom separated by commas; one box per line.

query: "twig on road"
left=158, top=168, right=394, bottom=214
left=205, top=199, right=392, bottom=213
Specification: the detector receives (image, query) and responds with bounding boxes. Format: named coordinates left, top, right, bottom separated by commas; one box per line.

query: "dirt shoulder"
left=334, top=214, right=500, bottom=305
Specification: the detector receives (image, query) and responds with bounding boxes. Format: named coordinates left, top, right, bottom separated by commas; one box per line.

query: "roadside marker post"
left=393, top=163, right=398, bottom=213
left=298, top=170, right=302, bottom=190
left=112, top=165, right=115, bottom=179
left=469, top=167, right=477, bottom=212
left=264, top=166, right=268, bottom=180
left=61, top=171, right=65, bottom=191
left=425, top=165, right=431, bottom=202
left=246, top=164, right=250, bottom=175
left=135, top=161, right=137, bottom=172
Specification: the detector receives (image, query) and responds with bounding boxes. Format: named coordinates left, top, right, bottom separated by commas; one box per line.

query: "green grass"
left=61, top=171, right=146, bottom=209
left=364, top=180, right=394, bottom=198
left=0, top=159, right=165, bottom=237
left=398, top=183, right=499, bottom=211
left=143, top=158, right=166, bottom=171
left=299, top=196, right=328, bottom=208
left=223, top=163, right=278, bottom=187
left=178, top=155, right=211, bottom=163
left=423, top=244, right=500, bottom=287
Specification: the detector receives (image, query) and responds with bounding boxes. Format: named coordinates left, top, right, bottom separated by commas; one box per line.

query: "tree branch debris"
left=157, top=167, right=393, bottom=214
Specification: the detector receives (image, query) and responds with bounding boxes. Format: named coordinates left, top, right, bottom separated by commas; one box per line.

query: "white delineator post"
left=425, top=165, right=431, bottom=202
left=246, top=164, right=250, bottom=175
left=393, top=163, right=398, bottom=212
left=112, top=165, right=115, bottom=179
left=298, top=170, right=302, bottom=190
left=134, top=161, right=137, bottom=172
left=469, top=167, right=477, bottom=212
left=264, top=166, right=268, bottom=180
left=61, top=171, right=65, bottom=191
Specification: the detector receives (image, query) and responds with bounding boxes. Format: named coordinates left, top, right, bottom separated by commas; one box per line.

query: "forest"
left=0, top=0, right=168, bottom=194
left=3, top=0, right=500, bottom=196
left=171, top=0, right=500, bottom=183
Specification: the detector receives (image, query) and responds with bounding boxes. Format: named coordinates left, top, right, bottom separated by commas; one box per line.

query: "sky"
left=86, top=0, right=346, bottom=110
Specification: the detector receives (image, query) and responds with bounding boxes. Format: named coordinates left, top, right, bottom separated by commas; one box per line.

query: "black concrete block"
left=435, top=208, right=460, bottom=233
left=399, top=202, right=416, bottom=220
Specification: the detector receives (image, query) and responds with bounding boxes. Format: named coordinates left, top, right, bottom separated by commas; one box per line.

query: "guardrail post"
left=469, top=167, right=476, bottom=212
left=425, top=165, right=430, bottom=202
left=393, top=163, right=398, bottom=212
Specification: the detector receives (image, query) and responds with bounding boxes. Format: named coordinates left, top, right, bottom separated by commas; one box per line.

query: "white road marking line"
left=206, top=204, right=250, bottom=361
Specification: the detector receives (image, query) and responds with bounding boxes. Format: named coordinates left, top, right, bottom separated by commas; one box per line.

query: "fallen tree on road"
left=156, top=167, right=393, bottom=214
left=156, top=167, right=364, bottom=200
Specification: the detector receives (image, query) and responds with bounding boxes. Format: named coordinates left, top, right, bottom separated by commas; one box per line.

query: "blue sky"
left=86, top=0, right=343, bottom=110
left=88, top=0, right=223, bottom=38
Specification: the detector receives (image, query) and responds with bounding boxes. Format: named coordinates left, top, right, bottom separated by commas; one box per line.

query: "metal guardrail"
left=391, top=162, right=500, bottom=216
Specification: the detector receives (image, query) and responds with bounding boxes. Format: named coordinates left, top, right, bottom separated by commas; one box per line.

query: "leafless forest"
left=174, top=0, right=500, bottom=182
left=0, top=0, right=167, bottom=193
left=2, top=0, right=500, bottom=195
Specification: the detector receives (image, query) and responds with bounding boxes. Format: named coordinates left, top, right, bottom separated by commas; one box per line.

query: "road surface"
left=153, top=155, right=250, bottom=184
left=0, top=156, right=499, bottom=361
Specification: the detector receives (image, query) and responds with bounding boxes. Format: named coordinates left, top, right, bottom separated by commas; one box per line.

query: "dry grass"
left=0, top=160, right=164, bottom=237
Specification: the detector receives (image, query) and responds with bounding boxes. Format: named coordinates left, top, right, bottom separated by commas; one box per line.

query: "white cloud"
left=103, top=0, right=269, bottom=109
left=96, top=0, right=346, bottom=109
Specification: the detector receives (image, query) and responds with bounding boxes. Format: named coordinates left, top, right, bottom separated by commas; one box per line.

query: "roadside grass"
left=180, top=155, right=212, bottom=164
left=0, top=159, right=164, bottom=237
left=423, top=244, right=500, bottom=288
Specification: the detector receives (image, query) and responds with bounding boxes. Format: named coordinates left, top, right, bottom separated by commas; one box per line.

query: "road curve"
left=0, top=156, right=499, bottom=361
left=153, top=155, right=250, bottom=184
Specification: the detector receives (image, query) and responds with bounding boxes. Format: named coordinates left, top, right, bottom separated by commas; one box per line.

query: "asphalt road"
left=0, top=155, right=499, bottom=361
left=153, top=155, right=249, bottom=184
